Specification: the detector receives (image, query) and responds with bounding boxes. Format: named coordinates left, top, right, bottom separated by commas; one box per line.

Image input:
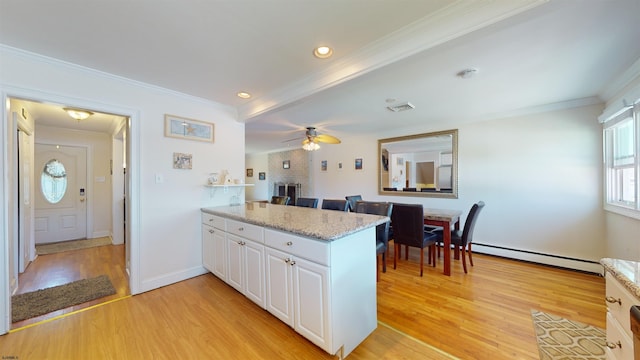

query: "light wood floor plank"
left=1, top=244, right=605, bottom=359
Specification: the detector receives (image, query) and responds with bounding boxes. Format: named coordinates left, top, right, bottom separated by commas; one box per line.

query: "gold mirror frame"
left=378, top=129, right=458, bottom=198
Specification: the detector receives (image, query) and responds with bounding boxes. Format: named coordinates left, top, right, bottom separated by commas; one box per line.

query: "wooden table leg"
left=443, top=221, right=451, bottom=276
left=453, top=220, right=460, bottom=260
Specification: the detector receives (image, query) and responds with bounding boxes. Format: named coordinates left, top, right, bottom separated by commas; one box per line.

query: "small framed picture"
left=283, top=160, right=290, bottom=169
left=355, top=158, right=363, bottom=170
left=321, top=160, right=327, bottom=171
left=337, top=162, right=343, bottom=170
left=173, top=152, right=192, bottom=169
left=259, top=172, right=266, bottom=180
left=246, top=168, right=253, bottom=177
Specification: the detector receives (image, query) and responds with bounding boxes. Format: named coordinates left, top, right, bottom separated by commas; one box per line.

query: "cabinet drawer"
left=227, top=219, right=263, bottom=243
left=264, top=229, right=329, bottom=266
left=202, top=212, right=225, bottom=230
left=606, top=272, right=639, bottom=337
left=606, top=312, right=634, bottom=360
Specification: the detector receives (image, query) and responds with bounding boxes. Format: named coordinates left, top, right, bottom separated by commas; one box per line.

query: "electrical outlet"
left=155, top=173, right=164, bottom=184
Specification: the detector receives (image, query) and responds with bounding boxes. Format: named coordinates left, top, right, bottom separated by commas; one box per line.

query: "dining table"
left=423, top=208, right=462, bottom=276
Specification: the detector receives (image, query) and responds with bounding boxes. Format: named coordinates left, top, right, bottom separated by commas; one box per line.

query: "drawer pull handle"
left=285, top=258, right=290, bottom=263
left=290, top=260, right=296, bottom=266
left=605, top=296, right=622, bottom=305
left=238, top=227, right=244, bottom=231
left=208, top=229, right=214, bottom=234
left=286, top=241, right=293, bottom=246
left=208, top=218, right=213, bottom=222
left=606, top=341, right=621, bottom=349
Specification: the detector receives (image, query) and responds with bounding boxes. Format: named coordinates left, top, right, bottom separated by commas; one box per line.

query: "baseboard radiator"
left=472, top=243, right=603, bottom=275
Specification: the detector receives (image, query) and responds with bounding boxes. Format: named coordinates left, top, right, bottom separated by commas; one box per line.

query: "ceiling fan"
left=301, top=127, right=341, bottom=151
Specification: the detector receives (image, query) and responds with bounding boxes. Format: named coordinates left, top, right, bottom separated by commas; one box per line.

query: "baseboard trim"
left=139, top=266, right=208, bottom=293
left=472, top=243, right=603, bottom=275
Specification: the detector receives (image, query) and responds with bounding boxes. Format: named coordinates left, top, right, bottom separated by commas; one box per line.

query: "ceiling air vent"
left=386, top=102, right=415, bottom=112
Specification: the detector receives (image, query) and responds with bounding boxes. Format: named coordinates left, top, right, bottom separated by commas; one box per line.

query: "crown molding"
left=237, top=0, right=548, bottom=122
left=0, top=44, right=237, bottom=115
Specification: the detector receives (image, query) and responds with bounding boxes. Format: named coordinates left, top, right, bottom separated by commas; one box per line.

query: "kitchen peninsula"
left=201, top=203, right=388, bottom=358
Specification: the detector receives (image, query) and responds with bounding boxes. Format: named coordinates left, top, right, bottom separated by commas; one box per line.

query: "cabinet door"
left=244, top=240, right=265, bottom=308
left=202, top=225, right=215, bottom=272
left=211, top=228, right=227, bottom=280
left=293, top=257, right=331, bottom=351
left=226, top=234, right=244, bottom=292
left=265, top=247, right=294, bottom=327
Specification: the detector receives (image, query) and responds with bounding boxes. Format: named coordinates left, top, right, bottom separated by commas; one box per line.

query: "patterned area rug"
left=531, top=310, right=606, bottom=360
left=36, top=237, right=112, bottom=255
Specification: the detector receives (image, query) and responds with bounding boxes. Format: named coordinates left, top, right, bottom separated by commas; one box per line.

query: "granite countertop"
left=201, top=203, right=389, bottom=241
left=601, top=258, right=640, bottom=300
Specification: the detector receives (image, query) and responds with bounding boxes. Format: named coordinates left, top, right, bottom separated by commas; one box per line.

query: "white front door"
left=34, top=144, right=87, bottom=244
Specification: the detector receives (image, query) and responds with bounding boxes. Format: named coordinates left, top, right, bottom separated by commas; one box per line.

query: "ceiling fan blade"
left=301, top=138, right=310, bottom=145
left=282, top=136, right=305, bottom=143
left=314, top=134, right=341, bottom=144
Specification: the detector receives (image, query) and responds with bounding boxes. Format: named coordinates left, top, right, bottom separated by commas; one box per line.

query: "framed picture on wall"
left=173, top=152, right=192, bottom=169
left=259, top=172, right=266, bottom=180
left=246, top=168, right=253, bottom=177
left=355, top=158, right=363, bottom=170
left=283, top=160, right=290, bottom=169
left=164, top=114, right=214, bottom=142
left=321, top=160, right=327, bottom=171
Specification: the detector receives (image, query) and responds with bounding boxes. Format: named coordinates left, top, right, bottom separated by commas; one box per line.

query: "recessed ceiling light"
left=313, top=46, right=333, bottom=59
left=237, top=91, right=251, bottom=99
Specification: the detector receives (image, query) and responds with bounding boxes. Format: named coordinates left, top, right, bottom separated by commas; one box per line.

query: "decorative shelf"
left=205, top=184, right=254, bottom=198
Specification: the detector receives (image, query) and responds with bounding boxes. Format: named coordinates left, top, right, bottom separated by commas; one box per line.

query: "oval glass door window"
left=41, top=159, right=67, bottom=204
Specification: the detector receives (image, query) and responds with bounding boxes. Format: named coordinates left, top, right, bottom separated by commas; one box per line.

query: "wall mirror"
left=378, top=129, right=458, bottom=198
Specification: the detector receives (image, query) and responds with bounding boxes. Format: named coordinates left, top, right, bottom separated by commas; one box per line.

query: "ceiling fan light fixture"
left=63, top=107, right=93, bottom=120
left=302, top=141, right=320, bottom=151
left=313, top=46, right=333, bottom=59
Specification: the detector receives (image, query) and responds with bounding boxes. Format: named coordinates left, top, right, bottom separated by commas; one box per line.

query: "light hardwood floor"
left=1, top=244, right=605, bottom=359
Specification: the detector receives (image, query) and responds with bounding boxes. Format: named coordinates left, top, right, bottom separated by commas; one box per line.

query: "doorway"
left=7, top=97, right=131, bottom=329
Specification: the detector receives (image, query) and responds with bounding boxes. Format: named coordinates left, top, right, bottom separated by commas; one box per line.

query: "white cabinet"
left=605, top=272, right=638, bottom=360
left=201, top=213, right=226, bottom=279
left=265, top=246, right=330, bottom=349
left=201, top=210, right=377, bottom=358
left=225, top=219, right=266, bottom=308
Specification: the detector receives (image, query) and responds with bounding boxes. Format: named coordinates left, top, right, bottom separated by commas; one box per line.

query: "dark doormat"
left=12, top=275, right=116, bottom=323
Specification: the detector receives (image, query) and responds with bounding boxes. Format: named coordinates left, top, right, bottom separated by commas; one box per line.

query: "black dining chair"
left=345, top=195, right=362, bottom=212
left=390, top=203, right=438, bottom=277
left=321, top=199, right=349, bottom=211
left=355, top=201, right=393, bottom=281
left=270, top=196, right=290, bottom=205
left=295, top=197, right=319, bottom=208
left=433, top=201, right=485, bottom=273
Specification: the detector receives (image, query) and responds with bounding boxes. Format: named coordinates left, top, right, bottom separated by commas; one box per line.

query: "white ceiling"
left=1, top=0, right=639, bottom=153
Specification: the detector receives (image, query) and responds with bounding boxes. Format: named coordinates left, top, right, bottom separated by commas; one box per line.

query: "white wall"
left=245, top=152, right=269, bottom=200
left=305, top=103, right=608, bottom=272
left=0, top=45, right=245, bottom=320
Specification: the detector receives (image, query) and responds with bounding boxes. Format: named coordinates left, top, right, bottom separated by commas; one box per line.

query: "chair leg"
left=405, top=245, right=409, bottom=260
left=468, top=243, right=474, bottom=267
left=419, top=248, right=424, bottom=277
left=382, top=251, right=387, bottom=273
left=393, top=243, right=399, bottom=270
left=430, top=244, right=436, bottom=267
left=461, top=245, right=468, bottom=274
left=376, top=255, right=380, bottom=282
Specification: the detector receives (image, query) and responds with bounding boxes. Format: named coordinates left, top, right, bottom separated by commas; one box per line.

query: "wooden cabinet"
left=605, top=272, right=638, bottom=360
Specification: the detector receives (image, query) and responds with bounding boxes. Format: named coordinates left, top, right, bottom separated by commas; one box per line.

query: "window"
left=41, top=159, right=67, bottom=204
left=603, top=103, right=639, bottom=218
